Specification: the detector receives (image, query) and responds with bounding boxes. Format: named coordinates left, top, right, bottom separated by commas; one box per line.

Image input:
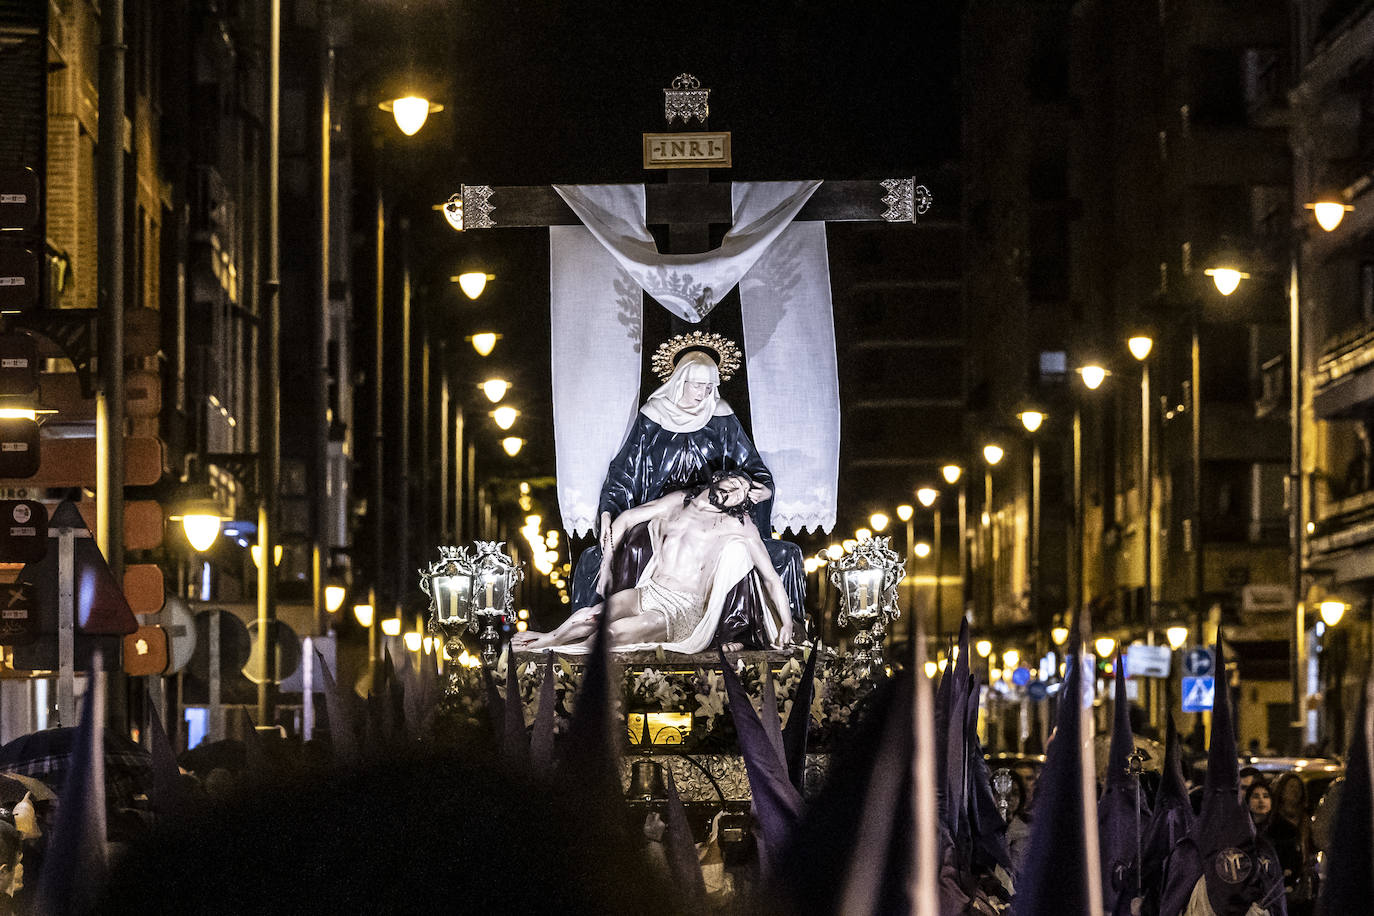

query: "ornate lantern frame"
left=421, top=541, right=524, bottom=666
left=828, top=536, right=904, bottom=680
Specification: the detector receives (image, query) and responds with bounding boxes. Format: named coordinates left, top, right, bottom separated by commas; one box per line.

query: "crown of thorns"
left=651, top=331, right=742, bottom=383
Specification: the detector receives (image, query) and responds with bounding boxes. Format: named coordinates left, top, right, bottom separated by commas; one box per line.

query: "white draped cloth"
left=550, top=180, right=838, bottom=536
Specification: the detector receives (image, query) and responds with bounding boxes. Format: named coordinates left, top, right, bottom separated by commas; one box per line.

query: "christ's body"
left=515, top=471, right=793, bottom=651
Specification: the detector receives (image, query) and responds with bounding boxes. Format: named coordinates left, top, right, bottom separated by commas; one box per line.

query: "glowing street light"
left=1079, top=363, right=1107, bottom=390
left=379, top=95, right=443, bottom=137
left=174, top=497, right=228, bottom=553
left=1166, top=625, right=1189, bottom=650
left=1051, top=625, right=1069, bottom=646
left=492, top=406, right=519, bottom=430
left=1204, top=266, right=1249, bottom=296
left=1018, top=410, right=1045, bottom=433
left=1127, top=335, right=1153, bottom=361
left=1093, top=636, right=1116, bottom=658
left=324, top=584, right=347, bottom=614
left=982, top=444, right=1004, bottom=466
left=1319, top=600, right=1347, bottom=627
left=914, top=541, right=931, bottom=559
left=454, top=271, right=495, bottom=300
left=869, top=512, right=890, bottom=532
left=480, top=379, right=509, bottom=403
left=1305, top=195, right=1353, bottom=233
left=975, top=639, right=993, bottom=658
left=469, top=333, right=501, bottom=357
left=353, top=603, right=375, bottom=628
left=895, top=504, right=914, bottom=522
left=502, top=437, right=524, bottom=457
left=942, top=464, right=963, bottom=485
left=381, top=616, right=402, bottom=637
left=855, top=527, right=873, bottom=542
left=916, top=487, right=938, bottom=508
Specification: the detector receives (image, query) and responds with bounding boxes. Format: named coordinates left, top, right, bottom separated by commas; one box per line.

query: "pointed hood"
left=965, top=677, right=1013, bottom=875
left=35, top=656, right=108, bottom=915
left=1321, top=674, right=1374, bottom=912
left=942, top=620, right=972, bottom=866
left=1011, top=647, right=1094, bottom=916
left=316, top=647, right=359, bottom=768
left=503, top=648, right=530, bottom=766
left=529, top=651, right=559, bottom=778
left=145, top=695, right=183, bottom=820
left=1163, top=640, right=1287, bottom=916
left=718, top=649, right=801, bottom=874
left=782, top=646, right=818, bottom=793
left=775, top=672, right=917, bottom=914
left=661, top=768, right=708, bottom=910
left=1141, top=714, right=1195, bottom=913
left=559, top=594, right=624, bottom=813
left=1097, top=655, right=1149, bottom=913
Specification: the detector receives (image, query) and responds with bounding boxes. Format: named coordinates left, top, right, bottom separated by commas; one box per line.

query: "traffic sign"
left=1125, top=644, right=1172, bottom=678
left=1182, top=675, right=1214, bottom=712
left=0, top=499, right=45, bottom=562
left=1184, top=647, right=1214, bottom=677
left=1027, top=680, right=1048, bottom=701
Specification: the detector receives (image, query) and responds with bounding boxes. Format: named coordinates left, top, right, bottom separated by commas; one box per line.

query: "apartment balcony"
left=1309, top=487, right=1374, bottom=584
left=1313, top=324, right=1374, bottom=419
left=1255, top=353, right=1288, bottom=419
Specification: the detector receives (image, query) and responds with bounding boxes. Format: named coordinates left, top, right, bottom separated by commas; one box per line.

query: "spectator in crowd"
left=1246, top=780, right=1304, bottom=908
left=1270, top=772, right=1315, bottom=915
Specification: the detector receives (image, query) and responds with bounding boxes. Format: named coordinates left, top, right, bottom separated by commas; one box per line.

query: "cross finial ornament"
left=664, top=73, right=710, bottom=125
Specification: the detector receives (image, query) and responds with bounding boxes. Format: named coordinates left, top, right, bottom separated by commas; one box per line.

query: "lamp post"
left=1128, top=335, right=1155, bottom=644
left=916, top=486, right=940, bottom=641
left=943, top=463, right=966, bottom=629
left=1074, top=364, right=1107, bottom=631
left=897, top=503, right=915, bottom=640
left=1018, top=410, right=1045, bottom=642
left=981, top=444, right=1004, bottom=625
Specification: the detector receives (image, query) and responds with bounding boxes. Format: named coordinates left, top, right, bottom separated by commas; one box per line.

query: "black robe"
left=570, top=411, right=805, bottom=646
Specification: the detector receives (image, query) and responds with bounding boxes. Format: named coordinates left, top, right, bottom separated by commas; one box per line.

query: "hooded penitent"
left=1157, top=641, right=1286, bottom=916
left=1098, top=656, right=1152, bottom=914
left=1140, top=714, right=1194, bottom=916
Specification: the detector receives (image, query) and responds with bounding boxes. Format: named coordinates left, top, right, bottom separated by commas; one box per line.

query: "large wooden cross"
left=445, top=74, right=933, bottom=406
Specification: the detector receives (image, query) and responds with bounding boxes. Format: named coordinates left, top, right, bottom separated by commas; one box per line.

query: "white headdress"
left=639, top=350, right=734, bottom=433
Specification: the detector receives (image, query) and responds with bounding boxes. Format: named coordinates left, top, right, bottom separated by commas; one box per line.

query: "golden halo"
left=651, top=331, right=742, bottom=383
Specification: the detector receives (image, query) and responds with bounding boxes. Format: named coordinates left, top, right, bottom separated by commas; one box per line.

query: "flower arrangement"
left=442, top=644, right=877, bottom=752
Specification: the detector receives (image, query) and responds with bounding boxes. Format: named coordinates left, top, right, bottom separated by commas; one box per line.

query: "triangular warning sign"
left=10, top=501, right=138, bottom=670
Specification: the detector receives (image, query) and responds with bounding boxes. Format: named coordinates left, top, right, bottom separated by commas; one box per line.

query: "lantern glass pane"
left=432, top=574, right=473, bottom=625
left=843, top=567, right=884, bottom=619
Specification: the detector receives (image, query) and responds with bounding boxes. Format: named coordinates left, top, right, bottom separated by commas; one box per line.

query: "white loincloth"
left=637, top=580, right=705, bottom=643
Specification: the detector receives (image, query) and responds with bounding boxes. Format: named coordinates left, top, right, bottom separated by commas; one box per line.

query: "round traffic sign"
left=1184, top=647, right=1214, bottom=677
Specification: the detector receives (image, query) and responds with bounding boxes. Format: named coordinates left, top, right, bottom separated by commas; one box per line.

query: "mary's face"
left=677, top=379, right=714, bottom=409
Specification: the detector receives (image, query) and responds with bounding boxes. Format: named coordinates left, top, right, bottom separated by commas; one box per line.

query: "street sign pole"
left=56, top=526, right=74, bottom=725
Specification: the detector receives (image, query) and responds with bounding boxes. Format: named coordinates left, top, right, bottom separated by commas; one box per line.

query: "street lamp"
left=980, top=444, right=1004, bottom=625
left=1020, top=409, right=1046, bottom=644
left=975, top=639, right=993, bottom=658
left=1166, top=625, right=1188, bottom=650
left=896, top=504, right=914, bottom=522
left=353, top=602, right=374, bottom=628
left=1128, top=335, right=1156, bottom=658
left=453, top=271, right=495, bottom=300
left=942, top=464, right=963, bottom=485
left=1094, top=636, right=1116, bottom=658
left=915, top=541, right=931, bottom=558
left=916, top=487, right=938, bottom=508
left=942, top=464, right=967, bottom=625
left=501, top=437, right=524, bottom=457
left=173, top=496, right=228, bottom=553
left=1051, top=625, right=1069, bottom=646
left=1304, top=190, right=1353, bottom=233
left=1203, top=264, right=1250, bottom=296
left=324, top=583, right=347, bottom=614
left=480, top=378, right=510, bottom=403
left=379, top=95, right=443, bottom=137
left=492, top=406, right=519, bottom=430
left=1318, top=600, right=1347, bottom=627
left=469, top=332, right=501, bottom=357
left=869, top=512, right=890, bottom=533
left=1078, top=363, right=1108, bottom=391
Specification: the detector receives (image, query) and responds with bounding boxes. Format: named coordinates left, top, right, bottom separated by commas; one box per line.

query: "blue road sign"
left=1027, top=680, right=1048, bottom=701
left=1012, top=666, right=1031, bottom=686
left=1181, top=675, right=1214, bottom=712
left=1184, top=647, right=1214, bottom=677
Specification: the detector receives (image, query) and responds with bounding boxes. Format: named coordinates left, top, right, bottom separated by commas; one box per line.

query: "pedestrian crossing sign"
left=1181, top=675, right=1214, bottom=712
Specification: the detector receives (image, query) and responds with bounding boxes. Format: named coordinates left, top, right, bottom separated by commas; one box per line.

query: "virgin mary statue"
left=569, top=343, right=805, bottom=647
